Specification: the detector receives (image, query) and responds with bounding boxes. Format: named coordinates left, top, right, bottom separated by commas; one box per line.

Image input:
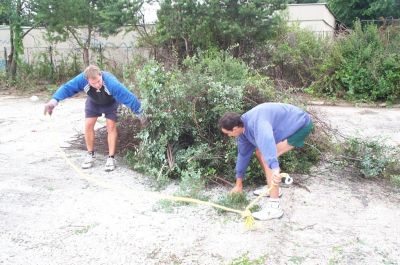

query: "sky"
left=142, top=2, right=160, bottom=24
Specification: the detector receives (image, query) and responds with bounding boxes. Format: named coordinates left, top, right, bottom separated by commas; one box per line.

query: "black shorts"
left=85, top=99, right=119, bottom=121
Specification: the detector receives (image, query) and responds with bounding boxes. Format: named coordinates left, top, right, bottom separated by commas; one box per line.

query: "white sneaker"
left=105, top=157, right=116, bottom=172
left=252, top=202, right=284, bottom=221
left=81, top=153, right=95, bottom=169
left=253, top=186, right=283, bottom=197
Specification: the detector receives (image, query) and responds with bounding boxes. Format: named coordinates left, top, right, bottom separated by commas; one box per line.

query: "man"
left=219, top=103, right=313, bottom=220
left=44, top=65, right=144, bottom=172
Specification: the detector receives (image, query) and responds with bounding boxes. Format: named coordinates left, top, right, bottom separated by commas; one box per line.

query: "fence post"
left=126, top=47, right=129, bottom=65
left=99, top=44, right=103, bottom=67
left=49, top=46, right=54, bottom=78
left=3, top=47, right=7, bottom=69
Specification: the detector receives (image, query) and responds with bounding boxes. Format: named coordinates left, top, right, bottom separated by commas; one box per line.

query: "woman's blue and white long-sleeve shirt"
left=235, top=103, right=311, bottom=179
left=52, top=71, right=141, bottom=114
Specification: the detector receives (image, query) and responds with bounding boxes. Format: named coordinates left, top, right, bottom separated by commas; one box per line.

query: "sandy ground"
left=1, top=96, right=399, bottom=265
left=309, top=105, right=400, bottom=146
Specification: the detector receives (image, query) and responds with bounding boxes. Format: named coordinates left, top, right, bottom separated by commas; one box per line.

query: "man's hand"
left=230, top=178, right=243, bottom=193
left=137, top=113, right=148, bottom=128
left=44, top=99, right=58, bottom=116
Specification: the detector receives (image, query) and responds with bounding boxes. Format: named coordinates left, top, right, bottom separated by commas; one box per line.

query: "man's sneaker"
left=253, top=186, right=283, bottom=197
left=105, top=157, right=116, bottom=172
left=81, top=153, right=95, bottom=169
left=252, top=202, right=284, bottom=221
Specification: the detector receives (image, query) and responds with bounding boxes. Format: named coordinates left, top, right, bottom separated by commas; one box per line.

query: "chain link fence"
left=1, top=44, right=151, bottom=73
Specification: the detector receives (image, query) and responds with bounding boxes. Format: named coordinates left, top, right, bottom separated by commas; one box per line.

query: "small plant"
left=390, top=175, right=400, bottom=187
left=73, top=223, right=98, bottom=235
left=289, top=255, right=306, bottom=265
left=178, top=164, right=206, bottom=199
left=228, top=252, right=267, bottom=265
left=342, top=137, right=400, bottom=183
left=215, top=192, right=260, bottom=214
left=152, top=199, right=176, bottom=213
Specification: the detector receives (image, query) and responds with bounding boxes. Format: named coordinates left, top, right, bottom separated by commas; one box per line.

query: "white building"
left=287, top=3, right=336, bottom=38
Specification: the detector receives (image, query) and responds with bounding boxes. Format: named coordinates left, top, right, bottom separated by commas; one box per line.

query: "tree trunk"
left=6, top=28, right=17, bottom=79
left=83, top=46, right=90, bottom=66
left=183, top=37, right=190, bottom=57
left=82, top=27, right=92, bottom=66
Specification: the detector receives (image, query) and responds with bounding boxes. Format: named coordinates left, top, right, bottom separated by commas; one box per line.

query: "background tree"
left=33, top=0, right=144, bottom=66
left=156, top=0, right=287, bottom=59
left=0, top=0, right=35, bottom=79
left=328, top=0, right=400, bottom=27
left=288, top=0, right=321, bottom=3
left=0, top=3, right=8, bottom=24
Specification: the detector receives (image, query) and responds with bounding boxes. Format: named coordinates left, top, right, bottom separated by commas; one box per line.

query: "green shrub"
left=265, top=24, right=329, bottom=88
left=125, top=50, right=325, bottom=195
left=311, top=21, right=400, bottom=102
left=343, top=137, right=400, bottom=181
left=280, top=144, right=321, bottom=174
left=126, top=50, right=275, bottom=192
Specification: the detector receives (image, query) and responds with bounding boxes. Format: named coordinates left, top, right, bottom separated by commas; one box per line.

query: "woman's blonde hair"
left=84, top=65, right=101, bottom=79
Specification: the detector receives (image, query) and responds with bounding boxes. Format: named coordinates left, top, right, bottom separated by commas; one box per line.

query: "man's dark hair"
left=218, top=112, right=243, bottom=130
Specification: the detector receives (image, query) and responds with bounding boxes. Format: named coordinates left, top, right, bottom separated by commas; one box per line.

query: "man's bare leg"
left=106, top=118, right=117, bottom=156
left=84, top=117, right=98, bottom=152
left=81, top=117, right=98, bottom=169
left=255, top=140, right=294, bottom=197
left=276, top=140, right=294, bottom=157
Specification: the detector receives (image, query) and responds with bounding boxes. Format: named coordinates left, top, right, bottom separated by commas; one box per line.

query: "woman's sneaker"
left=81, top=153, right=95, bottom=169
left=252, top=201, right=284, bottom=221
left=105, top=157, right=116, bottom=172
left=253, top=186, right=282, bottom=197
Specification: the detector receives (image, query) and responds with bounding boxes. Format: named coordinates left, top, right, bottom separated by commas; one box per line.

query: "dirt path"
left=309, top=105, right=400, bottom=145
left=1, top=96, right=399, bottom=265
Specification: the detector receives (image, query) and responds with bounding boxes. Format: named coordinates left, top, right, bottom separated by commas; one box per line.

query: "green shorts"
left=287, top=120, right=313, bottom=148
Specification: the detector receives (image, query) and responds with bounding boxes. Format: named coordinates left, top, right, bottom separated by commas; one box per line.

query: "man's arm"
left=104, top=72, right=142, bottom=114
left=53, top=73, right=87, bottom=101
left=231, top=136, right=255, bottom=193
left=44, top=73, right=87, bottom=115
left=253, top=122, right=283, bottom=185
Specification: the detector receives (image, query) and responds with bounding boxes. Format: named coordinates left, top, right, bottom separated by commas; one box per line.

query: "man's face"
left=88, top=74, right=103, bottom=89
left=221, top=126, right=244, bottom=138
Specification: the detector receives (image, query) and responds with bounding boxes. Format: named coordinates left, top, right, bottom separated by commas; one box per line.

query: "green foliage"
left=156, top=0, right=287, bottom=59
left=280, top=144, right=321, bottom=173
left=216, top=192, right=260, bottom=213
left=97, top=0, right=143, bottom=35
left=127, top=51, right=276, bottom=188
left=264, top=24, right=330, bottom=88
left=10, top=50, right=82, bottom=90
left=152, top=199, right=176, bottom=213
left=289, top=0, right=320, bottom=2
left=328, top=0, right=400, bottom=28
left=34, top=0, right=142, bottom=37
left=311, top=21, right=400, bottom=102
left=228, top=252, right=267, bottom=265
left=33, top=0, right=144, bottom=65
left=343, top=137, right=400, bottom=181
left=390, top=175, right=400, bottom=187
left=178, top=162, right=206, bottom=198
left=2, top=0, right=35, bottom=79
